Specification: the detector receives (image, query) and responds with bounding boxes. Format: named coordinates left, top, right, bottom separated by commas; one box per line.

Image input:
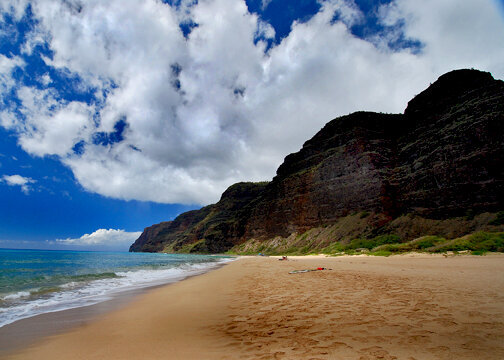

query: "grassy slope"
left=227, top=211, right=504, bottom=256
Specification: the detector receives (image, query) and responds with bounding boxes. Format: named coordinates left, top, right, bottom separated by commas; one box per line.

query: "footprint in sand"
left=272, top=351, right=286, bottom=359
left=427, top=345, right=450, bottom=355
left=359, top=346, right=397, bottom=359
left=331, top=341, right=353, bottom=350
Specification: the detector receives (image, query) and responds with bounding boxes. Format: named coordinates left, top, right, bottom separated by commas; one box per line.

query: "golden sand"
left=3, top=254, right=504, bottom=359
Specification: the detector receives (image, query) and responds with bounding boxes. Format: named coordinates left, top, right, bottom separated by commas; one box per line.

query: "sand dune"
left=3, top=254, right=504, bottom=359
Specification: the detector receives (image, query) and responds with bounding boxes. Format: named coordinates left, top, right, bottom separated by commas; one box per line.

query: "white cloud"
left=261, top=0, right=272, bottom=11
left=39, top=73, right=51, bottom=86
left=0, top=0, right=27, bottom=21
left=54, top=228, right=142, bottom=247
left=1, top=174, right=36, bottom=194
left=0, top=54, right=23, bottom=76
left=378, top=0, right=504, bottom=76
left=13, top=86, right=95, bottom=157
left=0, top=54, right=24, bottom=128
left=0, top=0, right=503, bottom=205
left=256, top=19, right=275, bottom=40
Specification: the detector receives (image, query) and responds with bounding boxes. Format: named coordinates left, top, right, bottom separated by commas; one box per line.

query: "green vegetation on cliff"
left=229, top=230, right=504, bottom=257
left=226, top=212, right=504, bottom=256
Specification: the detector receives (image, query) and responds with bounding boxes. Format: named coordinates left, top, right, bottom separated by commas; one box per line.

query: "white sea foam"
left=0, top=258, right=234, bottom=328
left=2, top=291, right=31, bottom=301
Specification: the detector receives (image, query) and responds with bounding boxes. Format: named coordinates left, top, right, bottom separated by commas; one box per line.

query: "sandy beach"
left=2, top=254, right=504, bottom=360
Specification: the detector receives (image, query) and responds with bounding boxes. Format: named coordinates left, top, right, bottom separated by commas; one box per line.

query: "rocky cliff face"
left=129, top=182, right=268, bottom=252
left=130, top=69, right=504, bottom=253
left=396, top=69, right=504, bottom=217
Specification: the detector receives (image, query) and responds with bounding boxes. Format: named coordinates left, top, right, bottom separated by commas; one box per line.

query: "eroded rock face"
left=395, top=69, right=504, bottom=217
left=130, top=69, right=504, bottom=253
left=130, top=182, right=269, bottom=253
left=243, top=112, right=404, bottom=240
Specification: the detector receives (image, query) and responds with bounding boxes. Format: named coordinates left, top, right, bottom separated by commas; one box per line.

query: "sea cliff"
left=130, top=69, right=504, bottom=254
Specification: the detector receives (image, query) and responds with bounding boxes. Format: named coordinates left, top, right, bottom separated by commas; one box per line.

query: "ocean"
left=0, top=249, right=233, bottom=328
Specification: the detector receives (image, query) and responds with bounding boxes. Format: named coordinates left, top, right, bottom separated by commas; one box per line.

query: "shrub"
left=321, top=241, right=345, bottom=254
left=360, top=211, right=370, bottom=219
left=471, top=232, right=504, bottom=252
left=414, top=236, right=446, bottom=249
left=471, top=250, right=487, bottom=255
left=300, top=244, right=314, bottom=254
left=348, top=238, right=364, bottom=249
left=434, top=232, right=504, bottom=253
left=371, top=250, right=392, bottom=257
left=373, top=243, right=403, bottom=253
left=284, top=246, right=301, bottom=254
left=489, top=211, right=504, bottom=226
left=345, top=234, right=401, bottom=251
left=373, top=234, right=401, bottom=246
left=348, top=238, right=375, bottom=250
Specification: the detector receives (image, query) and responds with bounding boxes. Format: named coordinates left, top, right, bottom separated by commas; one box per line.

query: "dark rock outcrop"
left=129, top=182, right=269, bottom=252
left=396, top=69, right=504, bottom=217
left=130, top=69, right=504, bottom=253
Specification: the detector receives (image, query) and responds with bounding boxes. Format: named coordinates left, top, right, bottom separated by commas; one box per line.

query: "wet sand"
left=2, top=254, right=504, bottom=359
left=0, top=287, right=148, bottom=356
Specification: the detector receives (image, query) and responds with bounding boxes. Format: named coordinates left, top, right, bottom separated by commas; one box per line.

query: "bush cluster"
left=433, top=232, right=504, bottom=253
left=489, top=211, right=504, bottom=225
left=347, top=234, right=401, bottom=250
left=322, top=234, right=401, bottom=254
left=321, top=232, right=503, bottom=256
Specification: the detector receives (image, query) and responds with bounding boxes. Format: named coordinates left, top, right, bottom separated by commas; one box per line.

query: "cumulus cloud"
left=1, top=174, right=36, bottom=194
left=14, top=87, right=94, bottom=157
left=54, top=228, right=142, bottom=247
left=0, top=54, right=25, bottom=128
left=0, top=0, right=503, bottom=205
left=378, top=0, right=504, bottom=75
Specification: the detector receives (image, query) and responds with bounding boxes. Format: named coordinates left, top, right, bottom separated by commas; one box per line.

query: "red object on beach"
left=317, top=267, right=323, bottom=270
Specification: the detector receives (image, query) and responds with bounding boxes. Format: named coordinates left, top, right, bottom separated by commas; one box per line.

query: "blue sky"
left=0, top=0, right=503, bottom=251
left=0, top=124, right=195, bottom=250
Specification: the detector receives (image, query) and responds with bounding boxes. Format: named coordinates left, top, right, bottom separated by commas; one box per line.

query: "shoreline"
left=0, top=287, right=142, bottom=356
left=3, top=254, right=504, bottom=359
left=0, top=259, right=234, bottom=356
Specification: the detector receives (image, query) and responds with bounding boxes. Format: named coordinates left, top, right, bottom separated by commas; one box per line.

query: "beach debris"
left=289, top=267, right=332, bottom=274
left=278, top=256, right=288, bottom=261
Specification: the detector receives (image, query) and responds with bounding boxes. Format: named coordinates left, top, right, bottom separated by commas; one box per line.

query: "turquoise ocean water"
left=0, top=249, right=233, bottom=327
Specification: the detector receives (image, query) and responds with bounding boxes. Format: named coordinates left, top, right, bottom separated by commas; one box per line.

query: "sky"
left=0, top=0, right=503, bottom=251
